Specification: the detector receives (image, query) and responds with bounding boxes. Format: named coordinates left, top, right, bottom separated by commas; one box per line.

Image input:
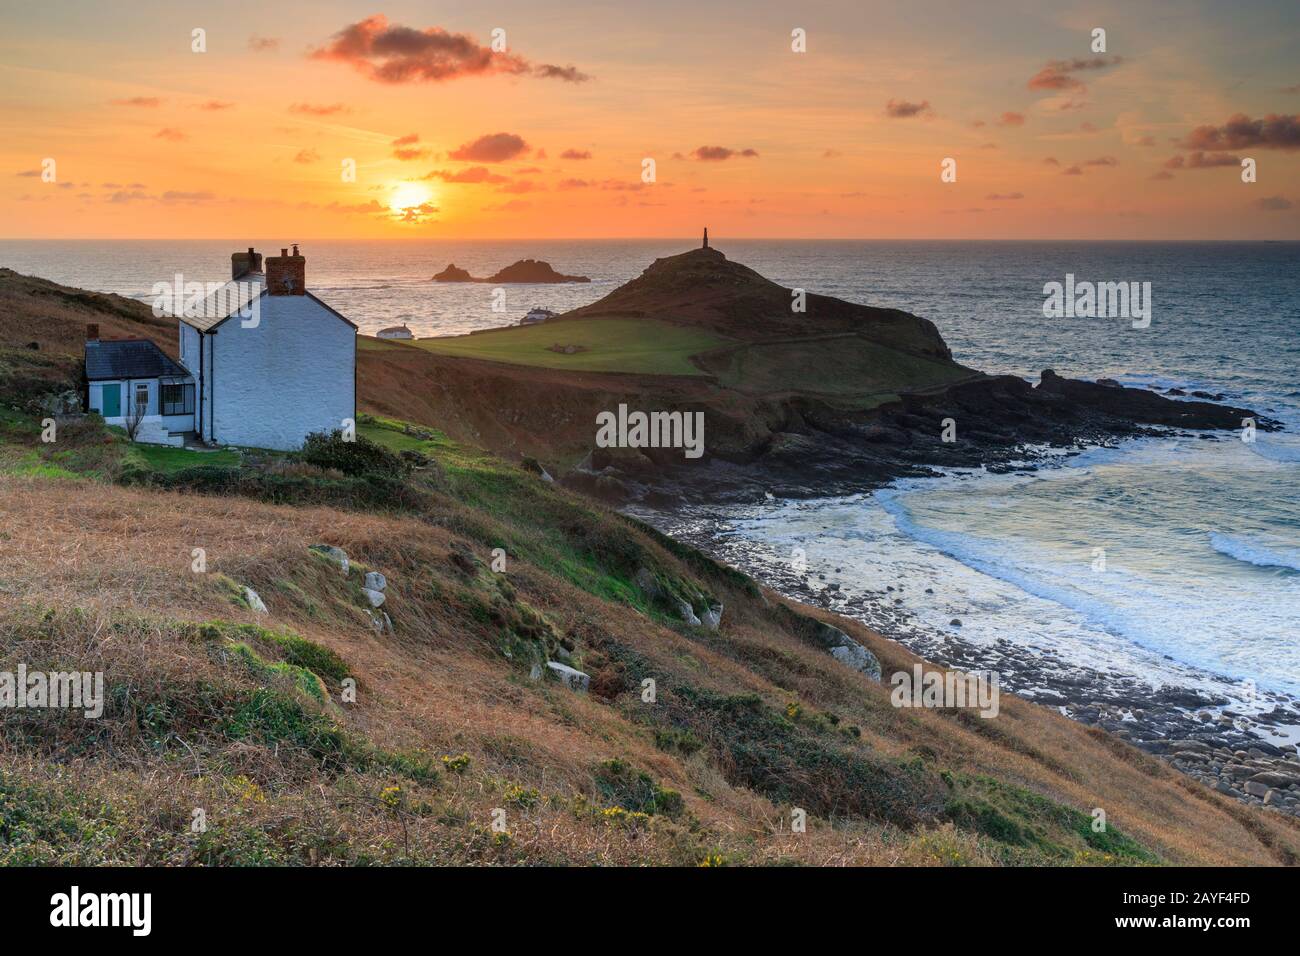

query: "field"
left=700, top=334, right=979, bottom=397
left=399, top=317, right=730, bottom=377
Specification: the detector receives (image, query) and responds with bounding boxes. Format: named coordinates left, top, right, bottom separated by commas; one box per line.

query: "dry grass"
left=2, top=468, right=1298, bottom=867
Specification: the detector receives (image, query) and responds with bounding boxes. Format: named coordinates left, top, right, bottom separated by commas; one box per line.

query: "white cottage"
left=86, top=246, right=357, bottom=451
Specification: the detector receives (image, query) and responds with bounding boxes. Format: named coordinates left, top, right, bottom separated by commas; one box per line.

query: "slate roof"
left=85, top=339, right=191, bottom=381
left=178, top=274, right=267, bottom=332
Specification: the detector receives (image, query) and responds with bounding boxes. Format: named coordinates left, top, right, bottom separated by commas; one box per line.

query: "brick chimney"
left=86, top=323, right=99, bottom=341
left=265, top=245, right=305, bottom=295
left=231, top=246, right=263, bottom=280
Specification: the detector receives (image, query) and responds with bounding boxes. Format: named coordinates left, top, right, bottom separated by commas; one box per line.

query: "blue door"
left=101, top=384, right=121, bottom=417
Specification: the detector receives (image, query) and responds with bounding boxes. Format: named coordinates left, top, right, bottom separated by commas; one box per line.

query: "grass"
left=407, top=317, right=730, bottom=377
left=701, top=333, right=976, bottom=396
left=126, top=443, right=241, bottom=473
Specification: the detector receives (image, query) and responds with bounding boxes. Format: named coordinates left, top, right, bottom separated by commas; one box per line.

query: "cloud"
left=1181, top=113, right=1300, bottom=151
left=289, top=103, right=351, bottom=116
left=293, top=148, right=320, bottom=164
left=1062, top=165, right=1083, bottom=175
left=822, top=149, right=842, bottom=158
left=985, top=192, right=1024, bottom=200
left=249, top=36, right=280, bottom=52
left=1149, top=170, right=1175, bottom=181
left=1042, top=156, right=1059, bottom=166
left=309, top=15, right=590, bottom=84
left=1083, top=156, right=1118, bottom=166
left=107, top=190, right=149, bottom=203
left=691, top=145, right=759, bottom=161
left=394, top=202, right=438, bottom=223
left=997, top=112, right=1026, bottom=127
left=560, top=148, right=592, bottom=160
left=424, top=166, right=509, bottom=184
left=483, top=199, right=531, bottom=212
left=161, top=190, right=215, bottom=202
left=449, top=132, right=529, bottom=162
left=498, top=180, right=543, bottom=194
left=1255, top=195, right=1293, bottom=210
left=198, top=100, right=234, bottom=111
left=113, top=97, right=163, bottom=107
left=1027, top=56, right=1122, bottom=92
left=155, top=128, right=187, bottom=142
left=391, top=133, right=430, bottom=160
left=14, top=169, right=39, bottom=177
left=533, top=64, right=591, bottom=83
left=885, top=99, right=931, bottom=118
left=557, top=178, right=589, bottom=190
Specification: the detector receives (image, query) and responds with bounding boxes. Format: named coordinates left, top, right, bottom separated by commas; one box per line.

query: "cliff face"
left=562, top=246, right=953, bottom=360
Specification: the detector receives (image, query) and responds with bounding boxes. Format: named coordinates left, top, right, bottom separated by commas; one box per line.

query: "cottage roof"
left=85, top=339, right=190, bottom=381
left=178, top=274, right=268, bottom=332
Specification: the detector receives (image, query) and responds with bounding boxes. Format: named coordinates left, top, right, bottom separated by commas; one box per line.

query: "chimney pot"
left=266, top=246, right=306, bottom=295
left=281, top=248, right=288, bottom=257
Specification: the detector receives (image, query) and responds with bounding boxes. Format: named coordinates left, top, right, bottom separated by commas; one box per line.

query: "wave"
left=1210, top=533, right=1300, bottom=572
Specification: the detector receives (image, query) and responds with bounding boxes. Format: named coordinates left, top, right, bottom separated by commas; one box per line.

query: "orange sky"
left=2, top=0, right=1298, bottom=239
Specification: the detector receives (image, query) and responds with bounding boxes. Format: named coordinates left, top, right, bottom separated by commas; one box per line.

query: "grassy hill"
left=1, top=406, right=1297, bottom=865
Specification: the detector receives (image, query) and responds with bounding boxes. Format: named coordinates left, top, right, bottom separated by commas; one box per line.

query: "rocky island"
left=432, top=259, right=590, bottom=283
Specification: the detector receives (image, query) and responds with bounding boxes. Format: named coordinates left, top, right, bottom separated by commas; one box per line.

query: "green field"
left=404, top=318, right=729, bottom=376
left=126, top=443, right=242, bottom=473
left=700, top=334, right=976, bottom=397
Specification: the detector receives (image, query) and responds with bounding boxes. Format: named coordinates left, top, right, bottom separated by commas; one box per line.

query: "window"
left=161, top=383, right=194, bottom=416
left=134, top=383, right=149, bottom=415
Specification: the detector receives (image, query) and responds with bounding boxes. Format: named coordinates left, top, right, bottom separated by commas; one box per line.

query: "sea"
left=3, top=238, right=1298, bottom=713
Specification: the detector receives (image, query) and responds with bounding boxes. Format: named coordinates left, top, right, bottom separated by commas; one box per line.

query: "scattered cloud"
left=1255, top=195, right=1293, bottom=210
left=391, top=133, right=430, bottom=160
left=249, top=36, right=280, bottom=52
left=1027, top=56, right=1123, bottom=93
left=161, top=190, right=215, bottom=202
left=112, top=97, right=163, bottom=107
left=997, top=112, right=1026, bottom=127
left=449, top=132, right=529, bottom=162
left=691, top=145, right=759, bottom=161
left=985, top=192, right=1024, bottom=200
left=198, top=100, right=234, bottom=111
left=1083, top=156, right=1118, bottom=166
left=822, top=149, right=842, bottom=158
left=293, top=148, right=320, bottom=164
left=1042, top=156, right=1060, bottom=166
left=560, top=148, right=592, bottom=160
left=309, top=15, right=590, bottom=84
left=885, top=99, right=931, bottom=118
left=1149, top=170, right=1175, bottom=181
left=154, top=128, right=187, bottom=142
left=1182, top=113, right=1300, bottom=151
left=423, top=166, right=509, bottom=184
left=289, top=103, right=351, bottom=116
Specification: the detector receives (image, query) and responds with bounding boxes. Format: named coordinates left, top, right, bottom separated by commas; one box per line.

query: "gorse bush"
left=301, top=430, right=408, bottom=479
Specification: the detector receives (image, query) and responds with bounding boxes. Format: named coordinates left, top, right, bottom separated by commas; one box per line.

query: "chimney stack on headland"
left=231, top=246, right=263, bottom=280
left=266, top=245, right=306, bottom=295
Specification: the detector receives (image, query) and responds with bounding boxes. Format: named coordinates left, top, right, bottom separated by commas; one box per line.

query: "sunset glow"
left=1, top=1, right=1297, bottom=239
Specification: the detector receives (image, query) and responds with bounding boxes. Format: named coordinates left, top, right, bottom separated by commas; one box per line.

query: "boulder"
left=1244, top=780, right=1270, bottom=798
left=546, top=661, right=590, bottom=692
left=361, top=587, right=385, bottom=608
left=701, top=602, right=723, bottom=631
left=634, top=567, right=662, bottom=599
left=813, top=622, right=882, bottom=681
left=310, top=545, right=349, bottom=574
left=364, top=571, right=387, bottom=592
left=675, top=599, right=701, bottom=627
left=242, top=587, right=267, bottom=614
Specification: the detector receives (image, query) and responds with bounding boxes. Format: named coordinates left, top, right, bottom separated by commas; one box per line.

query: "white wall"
left=208, top=295, right=355, bottom=450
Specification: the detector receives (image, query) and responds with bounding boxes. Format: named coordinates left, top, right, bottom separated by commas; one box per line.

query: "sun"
left=389, top=182, right=436, bottom=222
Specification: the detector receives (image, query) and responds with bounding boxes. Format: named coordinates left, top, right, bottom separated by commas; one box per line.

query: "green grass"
left=126, top=443, right=241, bottom=473
left=701, top=334, right=974, bottom=396
left=408, top=317, right=729, bottom=377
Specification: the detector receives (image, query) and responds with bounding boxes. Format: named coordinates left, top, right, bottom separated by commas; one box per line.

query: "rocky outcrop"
left=432, top=260, right=589, bottom=283
left=546, top=661, right=590, bottom=692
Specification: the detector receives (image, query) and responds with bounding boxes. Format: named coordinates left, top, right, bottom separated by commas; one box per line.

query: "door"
left=101, top=383, right=120, bottom=417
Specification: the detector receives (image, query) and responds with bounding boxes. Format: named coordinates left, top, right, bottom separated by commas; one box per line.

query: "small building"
left=85, top=245, right=357, bottom=451
left=376, top=323, right=414, bottom=340
left=520, top=307, right=556, bottom=325
left=84, top=334, right=195, bottom=446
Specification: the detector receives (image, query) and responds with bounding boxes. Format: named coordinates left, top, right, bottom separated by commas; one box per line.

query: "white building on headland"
left=377, top=323, right=414, bottom=340
left=85, top=245, right=357, bottom=451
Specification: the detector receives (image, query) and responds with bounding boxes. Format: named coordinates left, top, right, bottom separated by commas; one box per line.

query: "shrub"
left=301, top=430, right=408, bottom=479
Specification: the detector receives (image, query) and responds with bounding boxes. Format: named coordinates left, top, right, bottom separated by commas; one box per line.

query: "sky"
left=1, top=0, right=1297, bottom=239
